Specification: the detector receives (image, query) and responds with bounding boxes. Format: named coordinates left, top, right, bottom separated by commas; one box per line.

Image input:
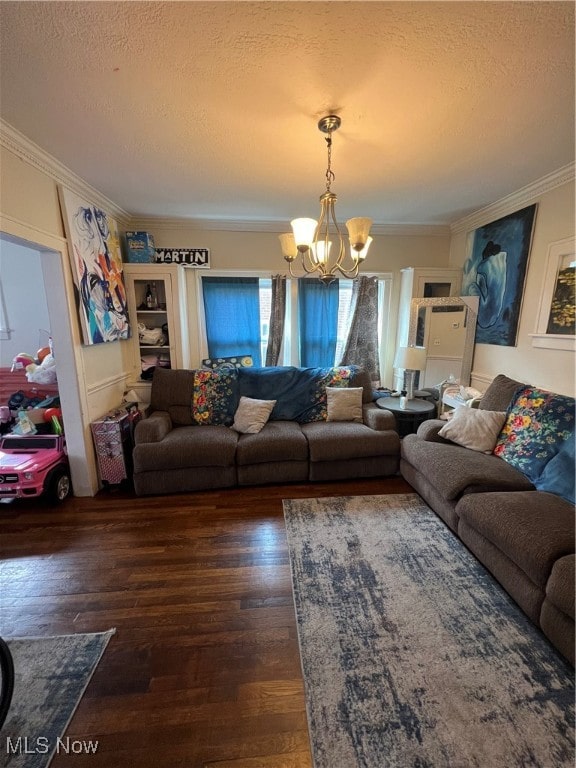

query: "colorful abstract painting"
left=461, top=204, right=537, bottom=346
left=59, top=187, right=130, bottom=345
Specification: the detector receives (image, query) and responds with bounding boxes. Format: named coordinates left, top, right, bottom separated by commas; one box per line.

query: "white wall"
left=133, top=225, right=453, bottom=386
left=0, top=239, right=51, bottom=366
left=449, top=180, right=575, bottom=396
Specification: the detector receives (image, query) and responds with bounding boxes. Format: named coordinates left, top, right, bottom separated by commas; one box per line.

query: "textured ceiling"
left=0, top=1, right=574, bottom=227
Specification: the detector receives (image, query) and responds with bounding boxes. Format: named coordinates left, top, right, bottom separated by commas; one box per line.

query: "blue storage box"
left=125, top=231, right=155, bottom=263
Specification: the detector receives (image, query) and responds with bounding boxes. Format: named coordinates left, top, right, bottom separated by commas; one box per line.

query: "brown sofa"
left=400, top=374, right=575, bottom=665
left=133, top=365, right=400, bottom=496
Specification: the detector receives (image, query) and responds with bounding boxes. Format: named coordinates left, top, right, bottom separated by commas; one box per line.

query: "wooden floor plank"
left=0, top=476, right=412, bottom=767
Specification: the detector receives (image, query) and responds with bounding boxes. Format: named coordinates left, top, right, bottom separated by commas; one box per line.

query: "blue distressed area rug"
left=0, top=630, right=115, bottom=768
left=283, top=493, right=574, bottom=768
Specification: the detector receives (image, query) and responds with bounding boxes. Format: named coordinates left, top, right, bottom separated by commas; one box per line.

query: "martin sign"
left=154, top=248, right=210, bottom=267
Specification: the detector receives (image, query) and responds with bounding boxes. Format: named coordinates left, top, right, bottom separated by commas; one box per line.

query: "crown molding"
left=5, top=116, right=569, bottom=239
left=129, top=215, right=451, bottom=237
left=1, top=120, right=449, bottom=236
left=0, top=119, right=131, bottom=225
left=450, top=163, right=575, bottom=235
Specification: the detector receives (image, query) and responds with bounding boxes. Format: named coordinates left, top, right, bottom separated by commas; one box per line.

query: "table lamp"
left=393, top=345, right=427, bottom=400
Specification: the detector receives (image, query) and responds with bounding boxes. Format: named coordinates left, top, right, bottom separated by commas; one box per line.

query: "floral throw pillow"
left=306, top=366, right=356, bottom=423
left=493, top=386, right=575, bottom=483
left=192, top=368, right=239, bottom=426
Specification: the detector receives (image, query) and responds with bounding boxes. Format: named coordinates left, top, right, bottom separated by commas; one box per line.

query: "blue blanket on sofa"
left=238, top=366, right=358, bottom=423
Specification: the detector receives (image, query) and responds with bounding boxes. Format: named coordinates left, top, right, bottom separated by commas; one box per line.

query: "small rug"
left=283, top=493, right=575, bottom=768
left=0, top=630, right=115, bottom=768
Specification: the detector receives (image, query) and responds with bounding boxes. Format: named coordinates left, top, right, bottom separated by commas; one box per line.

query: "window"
left=199, top=272, right=391, bottom=378
left=298, top=278, right=339, bottom=367
left=202, top=277, right=262, bottom=364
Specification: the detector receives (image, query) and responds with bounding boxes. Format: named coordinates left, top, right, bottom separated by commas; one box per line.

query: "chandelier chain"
left=325, top=134, right=335, bottom=192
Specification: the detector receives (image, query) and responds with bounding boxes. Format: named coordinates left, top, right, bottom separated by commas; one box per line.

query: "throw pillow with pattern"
left=192, top=368, right=239, bottom=426
left=493, top=386, right=575, bottom=484
left=307, top=366, right=357, bottom=422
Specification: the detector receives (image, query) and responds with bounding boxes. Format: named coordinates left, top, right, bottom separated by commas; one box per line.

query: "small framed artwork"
left=59, top=186, right=131, bottom=345
left=530, top=236, right=575, bottom=351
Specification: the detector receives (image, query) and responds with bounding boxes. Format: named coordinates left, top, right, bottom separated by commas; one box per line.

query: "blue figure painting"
left=462, top=204, right=537, bottom=346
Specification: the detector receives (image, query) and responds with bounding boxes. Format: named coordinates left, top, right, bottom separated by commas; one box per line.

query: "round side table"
left=376, top=397, right=436, bottom=437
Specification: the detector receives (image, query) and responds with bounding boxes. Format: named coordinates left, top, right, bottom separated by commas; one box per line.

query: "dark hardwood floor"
left=0, top=476, right=412, bottom=767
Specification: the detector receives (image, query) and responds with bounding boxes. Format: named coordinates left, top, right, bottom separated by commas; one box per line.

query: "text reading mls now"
left=5, top=736, right=99, bottom=755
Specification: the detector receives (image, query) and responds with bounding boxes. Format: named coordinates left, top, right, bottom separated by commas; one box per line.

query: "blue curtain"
left=202, top=277, right=262, bottom=365
left=298, top=278, right=339, bottom=367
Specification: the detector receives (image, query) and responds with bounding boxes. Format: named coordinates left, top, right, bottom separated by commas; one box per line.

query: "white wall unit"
left=123, top=264, right=189, bottom=394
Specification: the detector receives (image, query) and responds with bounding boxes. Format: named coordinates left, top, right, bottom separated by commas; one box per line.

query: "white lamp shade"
left=279, top=232, right=297, bottom=261
left=393, top=345, right=427, bottom=371
left=346, top=217, right=373, bottom=250
left=291, top=217, right=317, bottom=248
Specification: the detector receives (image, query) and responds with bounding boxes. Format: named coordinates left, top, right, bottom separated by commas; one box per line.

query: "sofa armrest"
left=134, top=410, right=172, bottom=444
left=415, top=418, right=452, bottom=443
left=363, top=402, right=396, bottom=431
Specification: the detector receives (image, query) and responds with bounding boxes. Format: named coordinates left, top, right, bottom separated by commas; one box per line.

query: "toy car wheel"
left=47, top=467, right=71, bottom=503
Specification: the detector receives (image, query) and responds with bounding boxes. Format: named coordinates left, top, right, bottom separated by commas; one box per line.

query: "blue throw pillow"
left=534, top=436, right=575, bottom=504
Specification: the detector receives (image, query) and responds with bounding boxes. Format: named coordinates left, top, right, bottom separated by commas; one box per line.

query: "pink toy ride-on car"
left=0, top=434, right=71, bottom=503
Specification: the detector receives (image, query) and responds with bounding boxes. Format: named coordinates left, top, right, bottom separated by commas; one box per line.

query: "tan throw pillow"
left=438, top=407, right=507, bottom=453
left=232, top=396, right=276, bottom=434
left=326, top=387, right=363, bottom=423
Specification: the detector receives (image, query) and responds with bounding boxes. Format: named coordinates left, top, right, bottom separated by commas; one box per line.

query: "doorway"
left=0, top=226, right=97, bottom=496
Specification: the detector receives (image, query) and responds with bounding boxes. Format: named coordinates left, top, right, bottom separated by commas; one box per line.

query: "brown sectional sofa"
left=401, top=374, right=575, bottom=665
left=133, top=365, right=400, bottom=496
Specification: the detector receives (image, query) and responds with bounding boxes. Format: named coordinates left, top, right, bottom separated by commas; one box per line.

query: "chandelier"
left=278, top=115, right=373, bottom=285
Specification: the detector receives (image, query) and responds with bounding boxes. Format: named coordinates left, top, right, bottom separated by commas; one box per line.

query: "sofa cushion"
left=438, top=407, right=507, bottom=453
left=134, top=411, right=172, bottom=444
left=401, top=434, right=534, bottom=500
left=493, top=386, right=575, bottom=484
left=192, top=368, right=240, bottom=426
left=236, top=421, right=308, bottom=465
left=133, top=425, right=238, bottom=471
left=232, top=396, right=276, bottom=434
left=150, top=367, right=195, bottom=426
left=237, top=366, right=357, bottom=423
left=350, top=367, right=374, bottom=404
left=479, top=374, right=524, bottom=411
left=456, top=491, right=575, bottom=588
left=362, top=403, right=397, bottom=431
left=326, top=387, right=363, bottom=423
left=546, top=554, right=575, bottom=619
left=302, top=421, right=399, bottom=461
